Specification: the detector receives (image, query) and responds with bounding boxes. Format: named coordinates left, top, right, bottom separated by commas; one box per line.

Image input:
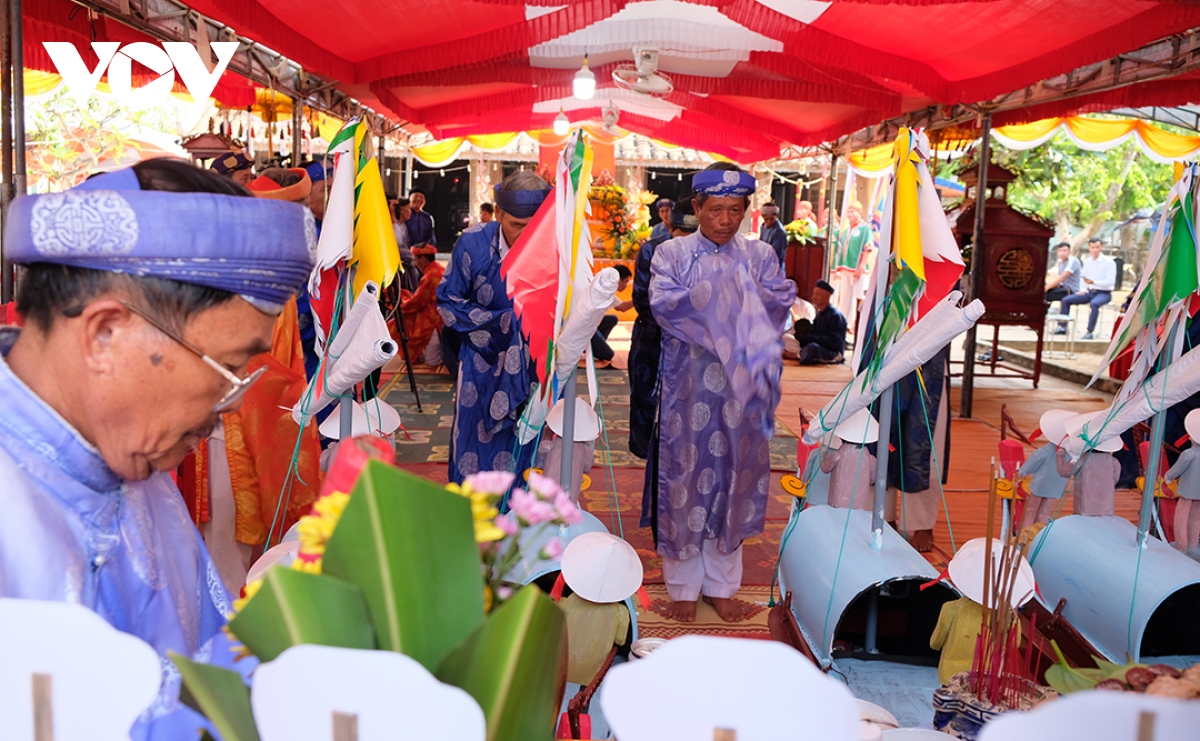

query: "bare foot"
left=666, top=599, right=697, bottom=622
left=909, top=529, right=935, bottom=552
left=702, top=595, right=754, bottom=622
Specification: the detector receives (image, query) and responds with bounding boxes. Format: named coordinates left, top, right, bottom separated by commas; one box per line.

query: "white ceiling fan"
left=612, top=46, right=674, bottom=96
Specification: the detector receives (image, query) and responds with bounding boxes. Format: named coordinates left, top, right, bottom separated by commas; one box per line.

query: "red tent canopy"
left=30, top=1, right=1200, bottom=159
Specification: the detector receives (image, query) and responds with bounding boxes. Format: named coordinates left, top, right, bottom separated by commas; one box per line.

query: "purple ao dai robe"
left=644, top=231, right=795, bottom=559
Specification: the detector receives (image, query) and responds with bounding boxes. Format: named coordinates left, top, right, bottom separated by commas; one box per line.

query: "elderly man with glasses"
left=0, top=159, right=315, bottom=740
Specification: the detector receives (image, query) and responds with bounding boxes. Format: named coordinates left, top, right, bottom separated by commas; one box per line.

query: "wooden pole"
left=960, top=112, right=992, bottom=419
left=332, top=711, right=358, bottom=741
left=32, top=673, right=53, bottom=741
left=291, top=97, right=303, bottom=166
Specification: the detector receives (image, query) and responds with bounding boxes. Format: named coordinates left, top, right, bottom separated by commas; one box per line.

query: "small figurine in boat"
left=821, top=408, right=879, bottom=510
left=555, top=532, right=643, bottom=687
left=930, top=539, right=1035, bottom=685
left=1057, top=411, right=1122, bottom=516
left=1164, top=408, right=1200, bottom=552
left=1017, top=410, right=1074, bottom=529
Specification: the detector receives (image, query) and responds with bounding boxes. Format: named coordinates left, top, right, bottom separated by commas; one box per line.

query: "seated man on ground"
left=795, top=279, right=847, bottom=365
left=591, top=264, right=633, bottom=368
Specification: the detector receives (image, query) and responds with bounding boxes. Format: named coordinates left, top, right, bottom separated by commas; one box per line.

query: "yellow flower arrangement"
left=292, top=491, right=351, bottom=574
left=446, top=479, right=507, bottom=544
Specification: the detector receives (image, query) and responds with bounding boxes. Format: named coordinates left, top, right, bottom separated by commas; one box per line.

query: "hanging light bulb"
left=553, top=108, right=570, bottom=136
left=573, top=54, right=595, bottom=100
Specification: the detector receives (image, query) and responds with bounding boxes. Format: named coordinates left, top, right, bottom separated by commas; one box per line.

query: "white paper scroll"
left=292, top=281, right=397, bottom=424
left=554, top=268, right=619, bottom=386
left=1062, top=342, right=1200, bottom=459
left=803, top=294, right=985, bottom=444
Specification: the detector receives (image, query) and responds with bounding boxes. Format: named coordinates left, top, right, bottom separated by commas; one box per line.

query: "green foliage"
left=26, top=85, right=197, bottom=191
left=994, top=132, right=1174, bottom=230
left=226, top=567, right=376, bottom=662
left=320, top=461, right=486, bottom=670
left=437, top=586, right=569, bottom=741
left=172, top=654, right=261, bottom=741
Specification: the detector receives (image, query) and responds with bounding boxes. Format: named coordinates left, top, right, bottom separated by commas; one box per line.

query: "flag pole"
left=1137, top=321, right=1180, bottom=546
left=872, top=385, right=894, bottom=550
left=560, top=371, right=578, bottom=496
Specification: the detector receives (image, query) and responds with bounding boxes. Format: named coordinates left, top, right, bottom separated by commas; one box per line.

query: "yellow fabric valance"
left=849, top=116, right=1200, bottom=178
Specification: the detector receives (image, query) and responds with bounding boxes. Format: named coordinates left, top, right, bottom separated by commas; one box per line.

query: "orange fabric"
left=222, top=297, right=323, bottom=545
left=399, top=260, right=445, bottom=361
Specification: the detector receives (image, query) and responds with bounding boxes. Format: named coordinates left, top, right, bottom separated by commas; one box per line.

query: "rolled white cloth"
left=803, top=294, right=984, bottom=444
left=292, top=281, right=397, bottom=423
left=554, top=267, right=620, bottom=387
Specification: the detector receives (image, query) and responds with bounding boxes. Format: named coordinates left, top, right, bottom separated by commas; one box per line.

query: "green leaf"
left=1043, top=640, right=1105, bottom=694
left=321, top=460, right=486, bottom=670
left=171, top=653, right=261, bottom=741
left=437, top=586, right=568, bottom=741
left=226, top=567, right=376, bottom=662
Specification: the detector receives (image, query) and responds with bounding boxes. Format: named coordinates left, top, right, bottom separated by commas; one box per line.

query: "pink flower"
left=464, top=470, right=516, bottom=496
left=542, top=537, right=564, bottom=560
left=509, top=487, right=558, bottom=525
left=496, top=585, right=513, bottom=601
left=552, top=490, right=584, bottom=525
left=494, top=513, right=519, bottom=537
left=526, top=471, right=564, bottom=500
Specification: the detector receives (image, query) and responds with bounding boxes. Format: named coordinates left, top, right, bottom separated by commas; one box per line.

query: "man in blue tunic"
left=437, top=170, right=550, bottom=483
left=759, top=201, right=788, bottom=269
left=0, top=159, right=315, bottom=739
left=629, top=201, right=698, bottom=459
left=644, top=162, right=796, bottom=623
left=405, top=187, right=437, bottom=248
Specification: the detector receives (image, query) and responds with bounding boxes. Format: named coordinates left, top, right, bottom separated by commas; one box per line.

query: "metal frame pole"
left=960, top=112, right=992, bottom=419
left=1, top=0, right=13, bottom=304
left=291, top=96, right=302, bottom=166
left=872, top=385, right=895, bottom=549
left=823, top=153, right=839, bottom=280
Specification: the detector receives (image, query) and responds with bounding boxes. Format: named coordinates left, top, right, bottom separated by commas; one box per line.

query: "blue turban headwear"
left=303, top=160, right=332, bottom=183
left=492, top=183, right=551, bottom=218
left=5, top=167, right=316, bottom=314
left=692, top=168, right=756, bottom=198
left=655, top=198, right=675, bottom=210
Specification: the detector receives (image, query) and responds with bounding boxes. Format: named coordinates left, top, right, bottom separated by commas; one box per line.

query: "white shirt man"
left=1061, top=238, right=1116, bottom=338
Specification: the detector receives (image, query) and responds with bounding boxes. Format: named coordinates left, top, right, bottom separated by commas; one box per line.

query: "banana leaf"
left=1044, top=640, right=1105, bottom=694
left=171, top=653, right=261, bottom=741
left=321, top=460, right=486, bottom=670
left=437, top=586, right=568, bottom=741
left=226, top=567, right=375, bottom=662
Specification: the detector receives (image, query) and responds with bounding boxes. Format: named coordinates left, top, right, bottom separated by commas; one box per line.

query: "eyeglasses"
left=121, top=301, right=267, bottom=413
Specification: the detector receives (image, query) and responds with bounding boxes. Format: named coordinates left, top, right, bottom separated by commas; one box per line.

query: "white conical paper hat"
left=547, top=396, right=601, bottom=442
left=1039, top=409, right=1075, bottom=447
left=947, top=538, right=1036, bottom=610
left=834, top=407, right=879, bottom=444
left=1065, top=411, right=1123, bottom=453
left=318, top=399, right=402, bottom=440
left=1186, top=409, right=1200, bottom=443
left=560, top=532, right=643, bottom=603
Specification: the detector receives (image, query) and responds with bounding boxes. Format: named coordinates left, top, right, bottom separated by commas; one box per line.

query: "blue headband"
left=693, top=169, right=756, bottom=198
left=304, top=160, right=331, bottom=183
left=492, top=184, right=551, bottom=218
left=6, top=167, right=316, bottom=312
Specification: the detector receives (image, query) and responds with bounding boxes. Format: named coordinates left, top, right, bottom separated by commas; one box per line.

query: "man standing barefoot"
left=644, top=163, right=795, bottom=622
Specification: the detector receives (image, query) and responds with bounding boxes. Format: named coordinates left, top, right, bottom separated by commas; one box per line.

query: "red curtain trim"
left=990, top=78, right=1200, bottom=128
